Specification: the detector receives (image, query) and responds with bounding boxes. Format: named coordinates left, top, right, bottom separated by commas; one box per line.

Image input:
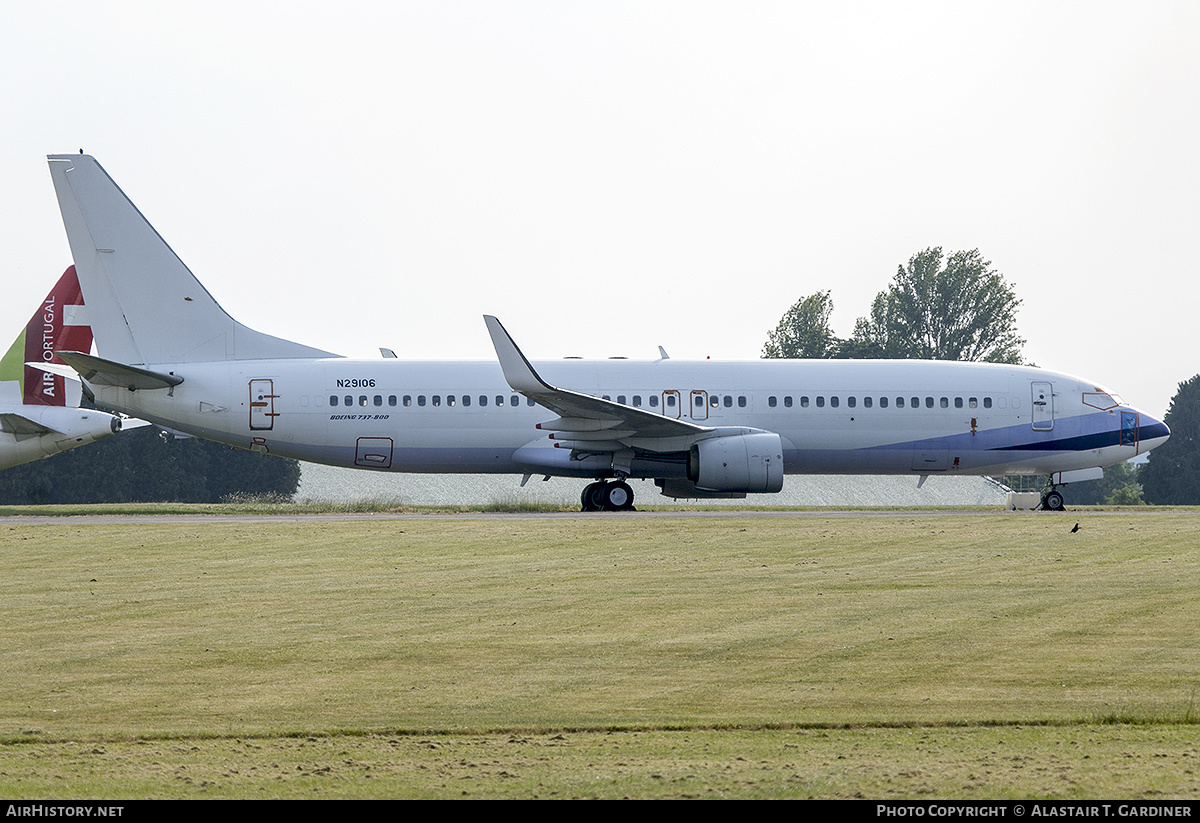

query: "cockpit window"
left=1083, top=392, right=1119, bottom=410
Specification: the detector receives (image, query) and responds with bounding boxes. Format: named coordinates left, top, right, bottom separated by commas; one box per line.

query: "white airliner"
left=0, top=265, right=124, bottom=470
left=45, top=154, right=1169, bottom=511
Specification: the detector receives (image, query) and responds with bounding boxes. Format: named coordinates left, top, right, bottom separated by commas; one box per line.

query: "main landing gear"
left=581, top=480, right=635, bottom=512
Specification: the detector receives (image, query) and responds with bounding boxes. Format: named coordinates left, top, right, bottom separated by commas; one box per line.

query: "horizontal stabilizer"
left=0, top=412, right=56, bottom=436
left=24, top=361, right=78, bottom=380
left=54, top=351, right=183, bottom=391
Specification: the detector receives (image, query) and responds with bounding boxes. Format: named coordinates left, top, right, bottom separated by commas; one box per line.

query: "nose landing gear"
left=1041, top=485, right=1065, bottom=511
left=581, top=480, right=636, bottom=511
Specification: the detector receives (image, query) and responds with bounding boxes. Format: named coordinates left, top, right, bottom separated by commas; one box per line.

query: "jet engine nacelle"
left=686, top=432, right=784, bottom=493
left=44, top=410, right=123, bottom=455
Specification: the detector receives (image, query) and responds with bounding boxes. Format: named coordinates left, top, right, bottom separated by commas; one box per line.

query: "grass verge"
left=2, top=511, right=1198, bottom=797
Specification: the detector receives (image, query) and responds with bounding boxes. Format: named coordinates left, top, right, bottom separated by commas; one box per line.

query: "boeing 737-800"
left=45, top=154, right=1169, bottom=510
left=1, top=265, right=124, bottom=470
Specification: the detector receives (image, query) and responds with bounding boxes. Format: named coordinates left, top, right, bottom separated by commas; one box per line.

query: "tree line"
left=0, top=425, right=300, bottom=505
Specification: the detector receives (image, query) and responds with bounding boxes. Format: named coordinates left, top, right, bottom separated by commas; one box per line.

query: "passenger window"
left=879, top=396, right=888, bottom=408
left=418, top=396, right=426, bottom=407
left=496, top=395, right=504, bottom=406
left=330, top=395, right=339, bottom=407
left=388, top=395, right=397, bottom=407
left=650, top=396, right=659, bottom=408
left=633, top=396, right=642, bottom=407
left=768, top=396, right=777, bottom=408
left=373, top=395, right=382, bottom=407
left=784, top=396, right=793, bottom=408
left=863, top=396, right=872, bottom=408
left=983, top=397, right=992, bottom=409
left=666, top=395, right=676, bottom=407
left=738, top=396, right=747, bottom=408
left=344, top=395, right=353, bottom=407
left=911, top=397, right=919, bottom=409
left=817, top=396, right=825, bottom=408
left=432, top=396, right=441, bottom=407
left=969, top=397, right=977, bottom=408
left=710, top=395, right=719, bottom=407
left=479, top=395, right=488, bottom=407
left=847, top=396, right=856, bottom=408
left=896, top=397, right=905, bottom=408
left=617, top=395, right=626, bottom=405
left=925, top=397, right=934, bottom=409
left=527, top=398, right=535, bottom=406
left=830, top=396, right=840, bottom=408
left=723, top=396, right=733, bottom=408
left=448, top=396, right=456, bottom=407
left=954, top=397, right=963, bottom=409
left=800, top=396, right=809, bottom=407
left=462, top=395, right=471, bottom=407
left=403, top=395, right=412, bottom=407
left=511, top=395, right=520, bottom=407
left=940, top=397, right=948, bottom=408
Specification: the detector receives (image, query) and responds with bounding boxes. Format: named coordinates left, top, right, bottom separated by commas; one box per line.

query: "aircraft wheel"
left=601, top=481, right=635, bottom=511
left=1043, top=490, right=1065, bottom=511
left=581, top=482, right=603, bottom=512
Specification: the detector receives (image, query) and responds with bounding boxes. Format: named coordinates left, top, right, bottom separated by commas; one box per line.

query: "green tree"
left=846, top=248, right=1025, bottom=363
left=1140, top=375, right=1200, bottom=505
left=762, top=248, right=1026, bottom=363
left=762, top=290, right=839, bottom=358
left=1047, top=460, right=1145, bottom=506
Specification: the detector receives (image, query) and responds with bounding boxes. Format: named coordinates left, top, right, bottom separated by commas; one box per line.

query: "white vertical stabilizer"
left=47, top=154, right=337, bottom=365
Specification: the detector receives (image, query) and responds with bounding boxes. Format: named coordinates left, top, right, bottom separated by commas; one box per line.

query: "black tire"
left=1044, top=490, right=1065, bottom=511
left=601, top=481, right=635, bottom=511
left=581, top=482, right=603, bottom=512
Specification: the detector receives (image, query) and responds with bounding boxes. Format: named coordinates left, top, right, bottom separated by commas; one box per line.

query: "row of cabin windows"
left=328, top=394, right=537, bottom=408
left=602, top=394, right=747, bottom=408
left=604, top=394, right=1000, bottom=410
left=326, top=393, right=749, bottom=410
left=603, top=394, right=999, bottom=410
left=767, top=395, right=997, bottom=410
left=326, top=393, right=1003, bottom=410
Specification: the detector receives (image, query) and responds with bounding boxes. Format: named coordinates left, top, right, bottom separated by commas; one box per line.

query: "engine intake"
left=687, top=432, right=784, bottom=493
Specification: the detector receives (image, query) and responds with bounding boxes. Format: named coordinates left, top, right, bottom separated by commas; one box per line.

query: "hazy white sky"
left=2, top=1, right=1196, bottom=419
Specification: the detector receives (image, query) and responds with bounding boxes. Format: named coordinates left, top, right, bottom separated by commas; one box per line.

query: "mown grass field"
left=1, top=509, right=1198, bottom=798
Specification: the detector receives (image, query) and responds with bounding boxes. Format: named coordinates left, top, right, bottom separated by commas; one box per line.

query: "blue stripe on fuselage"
left=860, top=410, right=1131, bottom=455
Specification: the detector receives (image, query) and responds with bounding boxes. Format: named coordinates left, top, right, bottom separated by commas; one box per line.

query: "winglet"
left=484, top=315, right=554, bottom=395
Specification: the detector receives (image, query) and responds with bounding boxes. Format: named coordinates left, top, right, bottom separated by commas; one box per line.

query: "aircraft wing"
left=484, top=315, right=711, bottom=449
left=0, top=412, right=56, bottom=436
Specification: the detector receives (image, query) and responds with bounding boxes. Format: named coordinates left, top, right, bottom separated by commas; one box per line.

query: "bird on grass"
left=1070, top=522, right=1080, bottom=533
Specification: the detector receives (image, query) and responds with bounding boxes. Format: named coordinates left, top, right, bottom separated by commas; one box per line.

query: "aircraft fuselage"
left=87, top=355, right=1166, bottom=485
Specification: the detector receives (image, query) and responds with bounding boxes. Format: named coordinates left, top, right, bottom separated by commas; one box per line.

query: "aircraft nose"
left=1138, top=411, right=1170, bottom=451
